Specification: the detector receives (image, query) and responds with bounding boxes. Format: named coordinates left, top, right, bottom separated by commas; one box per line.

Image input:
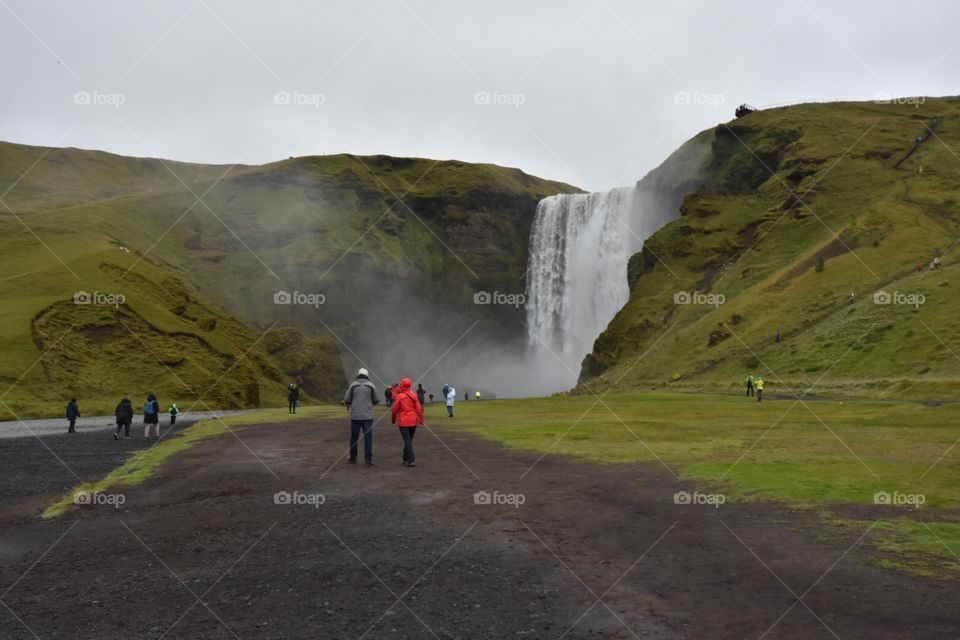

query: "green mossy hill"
left=581, top=97, right=960, bottom=398
left=0, top=142, right=580, bottom=414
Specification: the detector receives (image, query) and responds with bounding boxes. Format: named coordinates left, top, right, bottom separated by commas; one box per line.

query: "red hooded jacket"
left=391, top=378, right=423, bottom=427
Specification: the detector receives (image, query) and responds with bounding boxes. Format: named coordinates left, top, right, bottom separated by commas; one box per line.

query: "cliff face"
left=579, top=97, right=960, bottom=397
left=0, top=142, right=580, bottom=409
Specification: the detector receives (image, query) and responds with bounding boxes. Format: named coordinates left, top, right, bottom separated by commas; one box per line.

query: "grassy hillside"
left=0, top=143, right=579, bottom=417
left=581, top=97, right=960, bottom=398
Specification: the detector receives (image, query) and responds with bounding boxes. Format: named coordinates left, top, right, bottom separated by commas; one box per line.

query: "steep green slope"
left=0, top=143, right=579, bottom=416
left=581, top=97, right=960, bottom=398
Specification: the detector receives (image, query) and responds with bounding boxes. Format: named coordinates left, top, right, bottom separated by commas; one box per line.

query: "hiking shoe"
left=407, top=462, right=416, bottom=467
left=365, top=460, right=373, bottom=467
left=113, top=433, right=118, bottom=440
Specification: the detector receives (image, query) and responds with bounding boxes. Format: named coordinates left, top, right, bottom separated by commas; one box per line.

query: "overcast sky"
left=2, top=0, right=958, bottom=192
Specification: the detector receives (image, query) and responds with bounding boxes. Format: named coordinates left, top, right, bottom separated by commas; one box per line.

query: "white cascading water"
left=525, top=186, right=652, bottom=382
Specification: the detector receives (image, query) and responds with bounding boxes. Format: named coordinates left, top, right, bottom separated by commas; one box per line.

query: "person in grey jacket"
left=343, top=367, right=381, bottom=466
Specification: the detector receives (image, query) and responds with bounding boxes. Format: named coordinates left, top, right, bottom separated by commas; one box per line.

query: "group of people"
left=344, top=369, right=422, bottom=467
left=342, top=370, right=482, bottom=466
left=64, top=395, right=179, bottom=439
left=384, top=382, right=464, bottom=417
left=745, top=375, right=765, bottom=401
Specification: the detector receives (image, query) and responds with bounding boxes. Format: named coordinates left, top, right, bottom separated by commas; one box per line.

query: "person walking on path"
left=746, top=375, right=755, bottom=397
left=416, top=383, right=426, bottom=408
left=384, top=385, right=394, bottom=407
left=287, top=383, right=300, bottom=414
left=66, top=399, right=80, bottom=433
left=391, top=378, right=423, bottom=467
left=775, top=330, right=781, bottom=345
left=169, top=403, right=179, bottom=426
left=446, top=385, right=456, bottom=417
left=143, top=394, right=160, bottom=439
left=343, top=367, right=381, bottom=466
left=755, top=377, right=764, bottom=402
left=114, top=397, right=133, bottom=439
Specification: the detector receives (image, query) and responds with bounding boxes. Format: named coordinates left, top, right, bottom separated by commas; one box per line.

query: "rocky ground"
left=1, top=410, right=957, bottom=639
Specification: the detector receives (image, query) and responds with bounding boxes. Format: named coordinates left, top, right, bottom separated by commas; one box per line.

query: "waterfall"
left=525, top=186, right=652, bottom=382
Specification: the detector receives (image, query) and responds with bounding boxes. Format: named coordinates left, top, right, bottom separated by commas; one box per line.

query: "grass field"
left=446, top=393, right=960, bottom=577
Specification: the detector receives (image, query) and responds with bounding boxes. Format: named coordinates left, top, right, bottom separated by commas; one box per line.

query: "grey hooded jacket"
left=343, top=376, right=381, bottom=420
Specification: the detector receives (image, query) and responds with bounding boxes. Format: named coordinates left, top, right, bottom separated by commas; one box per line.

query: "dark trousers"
left=447, top=404, right=454, bottom=417
left=400, top=426, right=416, bottom=464
left=171, top=415, right=177, bottom=426
left=746, top=383, right=754, bottom=397
left=116, top=421, right=130, bottom=437
left=289, top=401, right=296, bottom=414
left=350, top=419, right=374, bottom=461
left=757, top=389, right=763, bottom=402
left=68, top=419, right=76, bottom=433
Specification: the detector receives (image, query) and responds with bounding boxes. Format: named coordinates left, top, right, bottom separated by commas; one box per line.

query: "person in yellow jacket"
left=755, top=377, right=764, bottom=402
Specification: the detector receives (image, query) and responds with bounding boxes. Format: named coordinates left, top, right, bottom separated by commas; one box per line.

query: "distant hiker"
left=755, top=377, right=764, bottom=402
left=66, top=398, right=80, bottom=434
left=446, top=386, right=456, bottom=417
left=918, top=261, right=926, bottom=272
left=849, top=291, right=856, bottom=305
left=114, top=397, right=133, bottom=439
left=391, top=378, right=423, bottom=467
left=931, top=256, right=942, bottom=270
left=287, top=383, right=300, bottom=414
left=416, top=383, right=426, bottom=408
left=384, top=385, right=394, bottom=407
left=343, top=367, right=381, bottom=466
left=428, top=393, right=435, bottom=404
left=775, top=330, right=781, bottom=345
left=746, top=375, right=755, bottom=397
left=169, top=403, right=179, bottom=426
left=474, top=391, right=481, bottom=400
left=464, top=391, right=469, bottom=401
left=143, top=394, right=160, bottom=439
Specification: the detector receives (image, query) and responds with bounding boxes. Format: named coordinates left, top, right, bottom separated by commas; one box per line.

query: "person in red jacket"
left=391, top=377, right=424, bottom=467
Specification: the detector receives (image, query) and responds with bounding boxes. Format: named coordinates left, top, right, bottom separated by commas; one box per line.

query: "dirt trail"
left=1, top=412, right=957, bottom=639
